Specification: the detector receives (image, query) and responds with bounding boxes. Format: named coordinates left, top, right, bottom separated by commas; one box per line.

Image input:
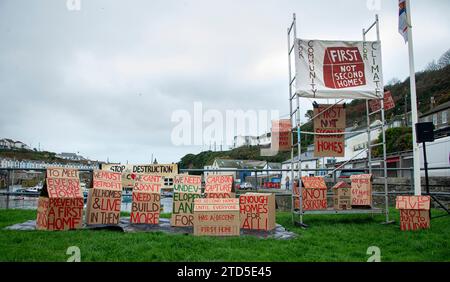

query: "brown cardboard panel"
left=332, top=181, right=352, bottom=210
left=129, top=173, right=163, bottom=225
left=193, top=198, right=240, bottom=236
left=395, top=195, right=431, bottom=210
left=92, top=170, right=122, bottom=190
left=36, top=168, right=84, bottom=231
left=313, top=104, right=346, bottom=157
left=272, top=119, right=292, bottom=152
left=300, top=176, right=327, bottom=210
left=350, top=174, right=372, bottom=207
left=102, top=163, right=178, bottom=189
left=204, top=174, right=234, bottom=198
left=171, top=174, right=202, bottom=227
left=86, top=189, right=122, bottom=225
left=399, top=209, right=430, bottom=231
left=240, top=193, right=276, bottom=231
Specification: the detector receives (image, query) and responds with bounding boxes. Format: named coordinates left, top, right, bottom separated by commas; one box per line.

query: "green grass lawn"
left=0, top=208, right=449, bottom=262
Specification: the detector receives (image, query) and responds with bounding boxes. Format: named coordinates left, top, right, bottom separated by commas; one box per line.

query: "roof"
left=420, top=101, right=450, bottom=118
left=266, top=162, right=282, bottom=169
left=213, top=159, right=267, bottom=169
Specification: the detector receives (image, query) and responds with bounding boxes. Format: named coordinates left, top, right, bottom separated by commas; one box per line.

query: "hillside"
left=0, top=148, right=95, bottom=165
left=347, top=64, right=450, bottom=127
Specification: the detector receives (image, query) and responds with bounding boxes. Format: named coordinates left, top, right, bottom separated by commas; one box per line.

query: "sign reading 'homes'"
left=313, top=104, right=346, bottom=157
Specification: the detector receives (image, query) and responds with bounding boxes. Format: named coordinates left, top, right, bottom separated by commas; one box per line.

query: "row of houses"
left=0, top=158, right=99, bottom=170
left=0, top=139, right=30, bottom=150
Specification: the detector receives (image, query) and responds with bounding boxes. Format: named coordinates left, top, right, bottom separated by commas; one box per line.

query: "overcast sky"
left=1, top=0, right=449, bottom=164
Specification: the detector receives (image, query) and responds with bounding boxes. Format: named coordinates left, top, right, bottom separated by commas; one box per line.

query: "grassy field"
left=0, top=209, right=449, bottom=262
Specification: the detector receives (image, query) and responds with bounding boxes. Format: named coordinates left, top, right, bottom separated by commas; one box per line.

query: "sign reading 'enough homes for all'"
left=295, top=39, right=383, bottom=99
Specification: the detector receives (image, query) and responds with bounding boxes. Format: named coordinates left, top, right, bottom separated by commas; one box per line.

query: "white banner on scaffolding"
left=294, top=39, right=384, bottom=99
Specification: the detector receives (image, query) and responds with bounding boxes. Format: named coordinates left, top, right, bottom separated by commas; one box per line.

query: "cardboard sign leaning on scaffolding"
left=369, top=90, right=395, bottom=112
left=313, top=104, right=346, bottom=157
left=301, top=176, right=327, bottom=210
left=130, top=174, right=163, bottom=224
left=86, top=170, right=122, bottom=225
left=101, top=163, right=178, bottom=189
left=350, top=174, right=372, bottom=207
left=295, top=39, right=383, bottom=99
left=332, top=181, right=351, bottom=210
left=204, top=174, right=235, bottom=198
left=36, top=167, right=84, bottom=231
left=171, top=174, right=202, bottom=227
left=272, top=119, right=292, bottom=152
left=395, top=195, right=430, bottom=231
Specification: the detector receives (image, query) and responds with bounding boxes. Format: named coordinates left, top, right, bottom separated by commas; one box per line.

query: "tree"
left=372, top=127, right=412, bottom=157
left=437, top=49, right=450, bottom=69
left=305, top=110, right=314, bottom=121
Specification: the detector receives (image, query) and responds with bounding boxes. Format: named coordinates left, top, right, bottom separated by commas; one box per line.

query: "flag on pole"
left=399, top=0, right=408, bottom=42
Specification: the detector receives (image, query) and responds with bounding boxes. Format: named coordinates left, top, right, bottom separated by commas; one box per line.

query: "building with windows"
left=419, top=100, right=450, bottom=138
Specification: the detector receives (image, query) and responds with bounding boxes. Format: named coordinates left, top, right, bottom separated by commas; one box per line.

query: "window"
left=442, top=111, right=448, bottom=124
left=432, top=114, right=438, bottom=125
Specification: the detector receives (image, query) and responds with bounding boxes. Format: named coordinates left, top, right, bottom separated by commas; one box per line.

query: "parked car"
left=338, top=169, right=366, bottom=179
left=240, top=182, right=253, bottom=190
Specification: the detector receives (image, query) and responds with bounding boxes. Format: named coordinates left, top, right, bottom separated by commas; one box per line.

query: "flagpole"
left=406, top=0, right=421, bottom=195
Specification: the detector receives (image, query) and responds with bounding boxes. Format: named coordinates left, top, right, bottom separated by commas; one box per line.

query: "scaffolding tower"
left=287, top=14, right=391, bottom=227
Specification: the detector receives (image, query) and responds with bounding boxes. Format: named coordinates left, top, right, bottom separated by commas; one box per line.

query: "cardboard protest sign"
left=396, top=196, right=431, bottom=231
left=332, top=181, right=351, bottom=210
left=350, top=174, right=372, bottom=207
left=271, top=119, right=292, bottom=152
left=102, top=163, right=178, bottom=189
left=295, top=39, right=384, bottom=99
left=130, top=174, right=163, bottom=224
left=301, top=176, right=327, bottom=210
left=313, top=104, right=346, bottom=157
left=171, top=174, right=202, bottom=227
left=369, top=91, right=395, bottom=112
left=86, top=170, right=122, bottom=225
left=36, top=167, right=83, bottom=231
left=204, top=174, right=235, bottom=198
left=193, top=198, right=240, bottom=236
left=239, top=193, right=276, bottom=231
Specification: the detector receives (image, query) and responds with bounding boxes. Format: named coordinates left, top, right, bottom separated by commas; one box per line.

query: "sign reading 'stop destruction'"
left=102, top=163, right=178, bottom=188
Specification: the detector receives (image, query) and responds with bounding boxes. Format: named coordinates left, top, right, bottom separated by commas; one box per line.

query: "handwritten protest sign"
left=350, top=174, right=372, bottom=207
left=204, top=174, right=235, bottom=198
left=396, top=196, right=431, bottom=231
left=313, top=104, right=346, bottom=157
left=369, top=91, right=395, bottom=112
left=130, top=174, right=163, bottom=224
left=102, top=163, right=178, bottom=189
left=301, top=176, right=327, bottom=210
left=272, top=119, right=292, bottom=152
left=86, top=170, right=122, bottom=225
left=171, top=174, right=202, bottom=227
left=332, top=181, right=351, bottom=210
left=193, top=198, right=240, bottom=236
left=36, top=167, right=83, bottom=231
left=295, top=39, right=384, bottom=99
left=240, top=193, right=276, bottom=231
